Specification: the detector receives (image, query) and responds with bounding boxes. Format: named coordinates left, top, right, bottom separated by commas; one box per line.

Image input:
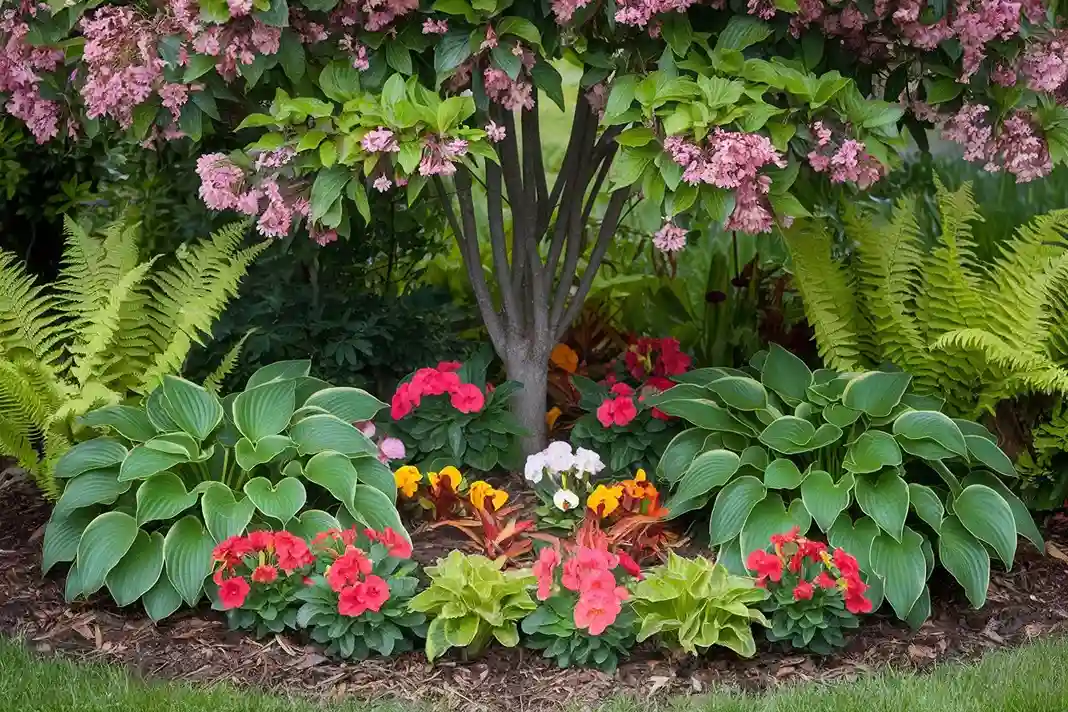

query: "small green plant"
left=651, top=344, right=1042, bottom=626
left=407, top=551, right=536, bottom=662
left=384, top=349, right=527, bottom=473
left=1017, top=398, right=1068, bottom=510
left=41, top=362, right=406, bottom=619
left=522, top=598, right=636, bottom=673
left=630, top=553, right=768, bottom=657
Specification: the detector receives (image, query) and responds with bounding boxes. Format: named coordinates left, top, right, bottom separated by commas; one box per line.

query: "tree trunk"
left=503, top=339, right=550, bottom=455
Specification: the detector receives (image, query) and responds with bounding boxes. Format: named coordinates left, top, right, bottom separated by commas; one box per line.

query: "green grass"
left=3, top=636, right=1068, bottom=711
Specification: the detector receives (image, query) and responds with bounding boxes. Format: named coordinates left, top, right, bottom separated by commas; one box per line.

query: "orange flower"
left=428, top=466, right=463, bottom=494
left=393, top=465, right=422, bottom=498
left=469, top=480, right=509, bottom=511
left=550, top=343, right=579, bottom=373
left=587, top=484, right=624, bottom=518
left=621, top=468, right=655, bottom=499
left=546, top=406, right=562, bottom=430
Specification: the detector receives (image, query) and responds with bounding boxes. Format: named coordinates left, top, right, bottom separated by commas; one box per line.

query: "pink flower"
left=355, top=421, right=376, bottom=438
left=596, top=396, right=637, bottom=428
left=377, top=437, right=406, bottom=463
left=653, top=222, right=687, bottom=253
left=812, top=121, right=832, bottom=147
left=485, top=121, right=506, bottom=143
left=437, top=361, right=462, bottom=372
left=450, top=383, right=485, bottom=413
left=362, top=127, right=399, bottom=153
left=251, top=565, right=277, bottom=583
left=829, top=140, right=885, bottom=189
left=273, top=531, right=314, bottom=573
left=256, top=180, right=293, bottom=238
left=373, top=176, right=392, bottom=192
left=793, top=580, right=814, bottom=601
left=422, top=18, right=448, bottom=34
left=310, top=226, right=338, bottom=246
left=391, top=382, right=415, bottom=419
left=552, top=0, right=594, bottom=22
left=227, top=0, right=253, bottom=16
left=218, top=576, right=250, bottom=609
left=574, top=590, right=622, bottom=636
left=196, top=153, right=245, bottom=210
left=483, top=67, right=534, bottom=111
left=533, top=547, right=560, bottom=601
left=365, top=527, right=412, bottom=558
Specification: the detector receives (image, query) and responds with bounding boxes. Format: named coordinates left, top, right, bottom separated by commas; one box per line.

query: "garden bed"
left=2, top=470, right=1067, bottom=711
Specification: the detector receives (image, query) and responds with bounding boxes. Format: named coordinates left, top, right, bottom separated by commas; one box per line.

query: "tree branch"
left=486, top=159, right=519, bottom=330
left=523, top=95, right=548, bottom=210
left=552, top=188, right=630, bottom=339
left=539, top=96, right=595, bottom=239
left=580, top=144, right=618, bottom=230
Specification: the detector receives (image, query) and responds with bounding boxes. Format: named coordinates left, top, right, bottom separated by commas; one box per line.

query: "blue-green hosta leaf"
left=892, top=411, right=968, bottom=459
left=161, top=376, right=223, bottom=441
left=759, top=418, right=842, bottom=454
left=243, top=477, right=307, bottom=523
left=143, top=575, right=183, bottom=621
left=350, top=455, right=397, bottom=502
left=908, top=483, right=944, bottom=533
left=706, top=376, right=767, bottom=411
left=135, top=473, right=199, bottom=526
left=76, top=511, right=139, bottom=595
left=739, top=493, right=810, bottom=560
left=199, top=482, right=255, bottom=542
left=759, top=343, right=812, bottom=404
left=841, top=371, right=912, bottom=417
left=42, top=509, right=95, bottom=574
left=234, top=434, right=293, bottom=470
left=301, top=387, right=386, bottom=422
left=78, top=406, right=156, bottom=442
left=663, top=449, right=740, bottom=509
left=246, top=360, right=312, bottom=388
left=953, top=484, right=1017, bottom=567
left=164, top=515, right=215, bottom=606
left=961, top=472, right=1042, bottom=550
left=53, top=438, right=127, bottom=479
left=827, top=514, right=880, bottom=571
left=800, top=470, right=854, bottom=532
left=843, top=431, right=902, bottom=474
left=232, top=379, right=297, bottom=443
left=349, top=484, right=408, bottom=541
left=870, top=526, right=926, bottom=620
left=146, top=387, right=180, bottom=432
left=964, top=435, right=1015, bottom=477
left=286, top=509, right=343, bottom=540
left=289, top=414, right=378, bottom=457
left=855, top=469, right=909, bottom=541
left=762, top=458, right=803, bottom=489
left=106, top=530, right=165, bottom=607
left=303, top=450, right=359, bottom=509
left=118, top=445, right=189, bottom=483
left=708, top=476, right=767, bottom=545
left=937, top=515, right=990, bottom=608
left=657, top=428, right=711, bottom=483
left=653, top=399, right=756, bottom=435
left=53, top=469, right=131, bottom=518
left=822, top=403, right=861, bottom=427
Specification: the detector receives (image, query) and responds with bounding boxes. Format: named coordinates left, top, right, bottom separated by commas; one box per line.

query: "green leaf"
left=800, top=470, right=854, bottom=532
left=841, top=372, right=912, bottom=417
left=425, top=616, right=448, bottom=661
left=386, top=42, right=413, bottom=74
left=53, top=469, right=131, bottom=517
left=106, top=530, right=164, bottom=607
left=445, top=616, right=479, bottom=647
left=828, top=515, right=879, bottom=571
left=707, top=377, right=768, bottom=411
left=289, top=414, right=378, bottom=457
left=247, top=360, right=311, bottom=388
left=843, top=431, right=902, bottom=474
left=350, top=484, right=408, bottom=541
left=495, top=16, right=542, bottom=47
left=740, top=493, right=810, bottom=559
left=708, top=476, right=767, bottom=545
left=656, top=399, right=753, bottom=434
left=310, top=166, right=351, bottom=223
left=234, top=434, right=293, bottom=471
left=287, top=509, right=343, bottom=541
left=908, top=483, right=944, bottom=534
left=79, top=407, right=156, bottom=442
left=254, top=0, right=288, bottom=26
left=855, top=470, right=910, bottom=541
left=964, top=435, right=1015, bottom=477
left=143, top=575, right=184, bottom=621
left=716, top=16, right=772, bottom=51
left=164, top=515, right=216, bottom=606
left=661, top=12, right=693, bottom=55
left=304, top=450, right=359, bottom=509
left=763, top=459, right=803, bottom=490
left=530, top=59, right=564, bottom=111
left=136, top=473, right=199, bottom=526
left=434, top=30, right=472, bottom=75
left=870, top=527, right=926, bottom=620
left=924, top=77, right=963, bottom=104
left=54, top=438, right=127, bottom=479
left=961, top=472, right=1042, bottom=550
left=657, top=428, right=709, bottom=483
left=118, top=445, right=187, bottom=482
left=302, top=387, right=386, bottom=422
left=233, top=378, right=297, bottom=443
left=318, top=59, right=361, bottom=103
left=938, top=515, right=990, bottom=608
left=493, top=622, right=520, bottom=647
left=604, top=75, right=638, bottom=124
left=200, top=482, right=256, bottom=542
left=243, top=477, right=307, bottom=523
left=892, top=411, right=968, bottom=459
left=42, top=510, right=94, bottom=574
left=182, top=54, right=217, bottom=82
left=954, top=484, right=1017, bottom=567
left=491, top=44, right=521, bottom=80
left=665, top=450, right=741, bottom=509
left=76, top=512, right=139, bottom=595
left=278, top=30, right=305, bottom=82
left=146, top=387, right=180, bottom=432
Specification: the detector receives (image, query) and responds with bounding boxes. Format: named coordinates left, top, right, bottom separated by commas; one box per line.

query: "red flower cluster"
left=623, top=337, right=692, bottom=381
left=745, top=527, right=872, bottom=615
left=313, top=526, right=412, bottom=618
left=596, top=382, right=639, bottom=428
left=533, top=523, right=640, bottom=636
left=595, top=338, right=691, bottom=428
left=211, top=530, right=315, bottom=610
left=390, top=361, right=486, bottom=419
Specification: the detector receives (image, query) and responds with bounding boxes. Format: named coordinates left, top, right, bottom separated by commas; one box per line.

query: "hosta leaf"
left=289, top=414, right=378, bottom=457
left=199, top=482, right=255, bottom=542
left=118, top=445, right=188, bottom=482
left=54, top=438, right=127, bottom=479
left=42, top=510, right=95, bottom=574
left=234, top=434, right=293, bottom=470
left=708, top=476, right=767, bottom=545
left=908, top=483, right=944, bottom=533
left=349, top=484, right=408, bottom=541
left=664, top=450, right=740, bottom=509
left=961, top=472, right=1042, bottom=550
left=892, top=411, right=968, bottom=459
left=964, top=435, right=1015, bottom=477
left=843, top=431, right=902, bottom=474
left=841, top=371, right=911, bottom=417
left=937, top=515, right=990, bottom=608
left=301, top=387, right=386, bottom=422
left=243, top=477, right=307, bottom=523
left=827, top=515, right=880, bottom=571
left=143, top=575, right=183, bottom=621
left=654, top=399, right=755, bottom=435
left=763, top=458, right=803, bottom=489
left=657, top=428, right=711, bottom=483
left=135, top=473, right=199, bottom=526
left=76, top=512, right=139, bottom=595
left=304, top=450, right=359, bottom=510
left=953, top=484, right=1016, bottom=567
left=869, top=527, right=926, bottom=620
left=79, top=406, right=156, bottom=442
left=760, top=344, right=812, bottom=403
left=164, top=515, right=215, bottom=606
left=854, top=469, right=909, bottom=541
left=161, top=376, right=224, bottom=441
left=740, top=493, right=810, bottom=559
left=53, top=469, right=131, bottom=517
left=706, top=377, right=767, bottom=411
left=106, top=530, right=165, bottom=607
left=233, top=379, right=297, bottom=443
left=800, top=470, right=854, bottom=532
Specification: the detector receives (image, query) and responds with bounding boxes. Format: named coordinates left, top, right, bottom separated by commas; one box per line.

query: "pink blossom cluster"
left=653, top=221, right=687, bottom=253
left=943, top=104, right=1052, bottom=182
left=0, top=10, right=63, bottom=142
left=1021, top=31, right=1068, bottom=94
left=484, top=121, right=506, bottom=143
left=807, top=124, right=886, bottom=189
left=196, top=152, right=315, bottom=238
left=191, top=20, right=281, bottom=81
left=290, top=10, right=329, bottom=44
left=422, top=18, right=448, bottom=34
left=361, top=127, right=399, bottom=153
left=483, top=47, right=537, bottom=111
left=613, top=0, right=698, bottom=28
left=79, top=7, right=164, bottom=129
left=338, top=35, right=370, bottom=70
left=551, top=0, right=594, bottom=23
left=331, top=0, right=418, bottom=31
left=663, top=131, right=785, bottom=234
left=418, top=136, right=469, bottom=176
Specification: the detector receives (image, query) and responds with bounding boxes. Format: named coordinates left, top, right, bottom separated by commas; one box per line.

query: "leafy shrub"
left=0, top=217, right=264, bottom=498
left=747, top=529, right=871, bottom=654
left=295, top=527, right=427, bottom=659
left=651, top=344, right=1042, bottom=625
left=407, top=551, right=536, bottom=662
left=1017, top=399, right=1068, bottom=510
left=568, top=337, right=691, bottom=475
left=784, top=179, right=1068, bottom=417
left=385, top=351, right=526, bottom=473
left=41, top=362, right=406, bottom=619
left=522, top=522, right=640, bottom=673
left=630, top=553, right=768, bottom=657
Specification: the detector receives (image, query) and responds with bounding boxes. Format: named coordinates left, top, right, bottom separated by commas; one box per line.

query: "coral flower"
left=792, top=580, right=814, bottom=601
left=394, top=465, right=423, bottom=498
left=338, top=584, right=368, bottom=617
left=212, top=535, right=252, bottom=566
left=469, top=480, right=508, bottom=511
left=587, top=484, right=623, bottom=518
left=246, top=530, right=274, bottom=553
left=250, top=565, right=278, bottom=584
left=327, top=546, right=373, bottom=592
left=360, top=574, right=391, bottom=612
left=436, top=360, right=462, bottom=372
left=391, top=382, right=415, bottom=419
left=574, top=590, right=622, bottom=636
left=450, top=383, right=485, bottom=413
left=833, top=549, right=860, bottom=578
left=746, top=550, right=783, bottom=585
left=616, top=551, right=642, bottom=579
left=366, top=527, right=412, bottom=559
left=813, top=571, right=838, bottom=589
left=596, top=396, right=637, bottom=427
left=770, top=526, right=801, bottom=548
left=218, top=576, right=250, bottom=610
left=533, top=546, right=560, bottom=601
left=273, top=531, right=314, bottom=573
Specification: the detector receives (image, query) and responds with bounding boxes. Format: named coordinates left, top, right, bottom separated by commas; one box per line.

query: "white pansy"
left=553, top=489, right=580, bottom=512
left=524, top=452, right=547, bottom=483
left=572, top=447, right=604, bottom=478
left=543, top=440, right=575, bottom=473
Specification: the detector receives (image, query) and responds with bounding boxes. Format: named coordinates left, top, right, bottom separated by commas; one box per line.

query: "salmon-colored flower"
left=533, top=546, right=560, bottom=601
left=596, top=396, right=637, bottom=428
left=365, top=527, right=412, bottom=559
left=616, top=551, right=642, bottom=579
left=833, top=549, right=860, bottom=578
left=394, top=465, right=422, bottom=498
left=218, top=576, right=250, bottom=609
left=574, top=590, right=622, bottom=636
left=327, top=547, right=373, bottom=592
left=814, top=571, right=838, bottom=589
left=793, top=579, right=814, bottom=601
left=273, top=531, right=314, bottom=573
left=468, top=480, right=508, bottom=511
left=587, top=484, right=624, bottom=518
left=360, top=574, right=391, bottom=612
left=212, top=535, right=251, bottom=566
left=746, top=550, right=783, bottom=585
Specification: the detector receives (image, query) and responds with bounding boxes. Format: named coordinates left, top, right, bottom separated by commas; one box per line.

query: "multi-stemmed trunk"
left=435, top=95, right=629, bottom=456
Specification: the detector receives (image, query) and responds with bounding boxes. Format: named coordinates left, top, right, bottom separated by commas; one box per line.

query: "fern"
left=789, top=180, right=1068, bottom=418
left=0, top=216, right=261, bottom=499
left=204, top=329, right=256, bottom=394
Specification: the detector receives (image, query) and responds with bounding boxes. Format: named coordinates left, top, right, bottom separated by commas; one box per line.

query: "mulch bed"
left=3, top=467, right=1068, bottom=712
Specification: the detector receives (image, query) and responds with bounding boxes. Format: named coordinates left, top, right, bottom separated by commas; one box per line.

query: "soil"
left=2, top=467, right=1068, bottom=712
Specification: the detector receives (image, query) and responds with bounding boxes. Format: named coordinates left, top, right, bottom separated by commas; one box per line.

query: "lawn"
left=4, top=636, right=1068, bottom=712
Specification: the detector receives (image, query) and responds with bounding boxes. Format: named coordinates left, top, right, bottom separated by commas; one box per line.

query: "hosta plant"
left=630, top=553, right=768, bottom=657
left=407, top=551, right=536, bottom=662
left=385, top=352, right=526, bottom=473
left=211, top=529, right=315, bottom=637
left=748, top=529, right=871, bottom=655
left=295, top=527, right=427, bottom=660
left=41, top=361, right=406, bottom=619
left=650, top=344, right=1043, bottom=625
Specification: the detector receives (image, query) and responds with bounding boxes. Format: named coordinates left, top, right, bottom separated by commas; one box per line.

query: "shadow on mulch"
left=2, top=469, right=1068, bottom=712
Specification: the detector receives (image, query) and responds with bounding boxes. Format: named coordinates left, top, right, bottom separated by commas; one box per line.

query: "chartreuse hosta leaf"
left=662, top=355, right=1025, bottom=626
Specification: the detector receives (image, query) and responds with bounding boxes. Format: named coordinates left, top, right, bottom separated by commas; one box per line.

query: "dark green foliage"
left=762, top=586, right=860, bottom=655
left=521, top=595, right=636, bottom=673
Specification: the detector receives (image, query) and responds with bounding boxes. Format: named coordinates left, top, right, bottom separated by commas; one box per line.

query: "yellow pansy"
left=393, top=465, right=422, bottom=498
left=587, top=484, right=624, bottom=518
left=545, top=406, right=562, bottom=430
left=468, top=480, right=509, bottom=511
left=428, top=465, right=463, bottom=493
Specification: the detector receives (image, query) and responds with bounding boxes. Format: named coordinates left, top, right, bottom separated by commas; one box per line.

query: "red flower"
left=338, top=585, right=368, bottom=617
left=411, top=367, right=461, bottom=398
left=792, top=580, right=814, bottom=601
left=360, top=574, right=391, bottom=612
left=770, top=526, right=801, bottom=548
left=574, top=589, right=622, bottom=636
left=212, top=535, right=251, bottom=566
left=788, top=551, right=805, bottom=574
left=246, top=530, right=274, bottom=552
left=656, top=339, right=691, bottom=377
left=251, top=565, right=278, bottom=584
left=391, top=382, right=415, bottom=420
left=745, top=550, right=783, bottom=584
left=366, top=527, right=412, bottom=559
left=533, top=547, right=559, bottom=601
left=450, top=383, right=485, bottom=413
left=843, top=576, right=873, bottom=614
left=610, top=382, right=635, bottom=397
left=814, top=571, right=838, bottom=589
left=327, top=547, right=372, bottom=592
left=218, top=576, right=250, bottom=610
left=616, top=551, right=642, bottom=579
left=833, top=549, right=860, bottom=578
left=273, top=531, right=314, bottom=573
left=437, top=361, right=462, bottom=372
left=596, top=396, right=637, bottom=428
left=798, top=539, right=827, bottom=561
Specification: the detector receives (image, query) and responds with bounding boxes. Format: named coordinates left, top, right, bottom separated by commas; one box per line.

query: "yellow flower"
left=587, top=484, right=624, bottom=518
left=393, top=465, right=422, bottom=498
left=428, top=466, right=463, bottom=493
left=546, top=406, right=562, bottom=430
left=469, top=480, right=509, bottom=511
left=621, top=468, right=656, bottom=500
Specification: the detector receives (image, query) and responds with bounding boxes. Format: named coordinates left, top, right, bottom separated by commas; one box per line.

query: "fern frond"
left=37, top=427, right=70, bottom=500
left=204, top=329, right=255, bottom=394
left=0, top=250, right=64, bottom=369
left=782, top=222, right=866, bottom=371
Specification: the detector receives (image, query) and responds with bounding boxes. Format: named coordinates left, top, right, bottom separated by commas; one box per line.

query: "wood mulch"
left=2, top=466, right=1068, bottom=711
